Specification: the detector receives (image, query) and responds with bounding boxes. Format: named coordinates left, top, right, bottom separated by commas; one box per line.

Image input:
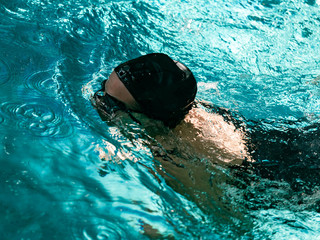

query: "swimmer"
left=92, top=53, right=320, bottom=193
left=93, top=53, right=249, bottom=166
left=92, top=53, right=253, bottom=217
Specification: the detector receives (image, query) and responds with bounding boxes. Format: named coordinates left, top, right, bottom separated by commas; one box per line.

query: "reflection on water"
left=1, top=0, right=320, bottom=239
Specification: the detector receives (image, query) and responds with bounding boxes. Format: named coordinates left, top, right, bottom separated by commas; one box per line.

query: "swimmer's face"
left=104, top=71, right=141, bottom=111
left=93, top=71, right=141, bottom=122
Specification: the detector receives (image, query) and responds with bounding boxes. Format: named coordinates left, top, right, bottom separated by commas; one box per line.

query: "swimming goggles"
left=93, top=80, right=141, bottom=124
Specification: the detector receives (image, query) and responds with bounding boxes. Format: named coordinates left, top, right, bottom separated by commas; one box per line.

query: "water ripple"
left=24, top=70, right=57, bottom=97
left=71, top=217, right=129, bottom=240
left=0, top=57, right=10, bottom=85
left=0, top=101, right=73, bottom=138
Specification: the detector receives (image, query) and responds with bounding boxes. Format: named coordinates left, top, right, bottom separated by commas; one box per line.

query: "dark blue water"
left=1, top=0, right=320, bottom=239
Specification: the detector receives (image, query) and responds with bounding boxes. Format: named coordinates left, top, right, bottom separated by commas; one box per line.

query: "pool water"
left=1, top=0, right=320, bottom=239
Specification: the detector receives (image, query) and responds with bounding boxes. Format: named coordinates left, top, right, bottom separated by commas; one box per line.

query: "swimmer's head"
left=94, top=53, right=197, bottom=128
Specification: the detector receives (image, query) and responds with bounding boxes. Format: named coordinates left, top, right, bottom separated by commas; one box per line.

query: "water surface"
left=1, top=0, right=320, bottom=239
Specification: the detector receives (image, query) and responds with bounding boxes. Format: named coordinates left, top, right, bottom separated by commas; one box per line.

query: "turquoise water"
left=1, top=0, right=320, bottom=239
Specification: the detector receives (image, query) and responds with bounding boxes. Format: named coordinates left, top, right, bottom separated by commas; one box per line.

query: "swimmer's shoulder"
left=194, top=100, right=247, bottom=130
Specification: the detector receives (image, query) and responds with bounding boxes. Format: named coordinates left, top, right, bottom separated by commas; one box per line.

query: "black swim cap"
left=114, top=53, right=197, bottom=128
